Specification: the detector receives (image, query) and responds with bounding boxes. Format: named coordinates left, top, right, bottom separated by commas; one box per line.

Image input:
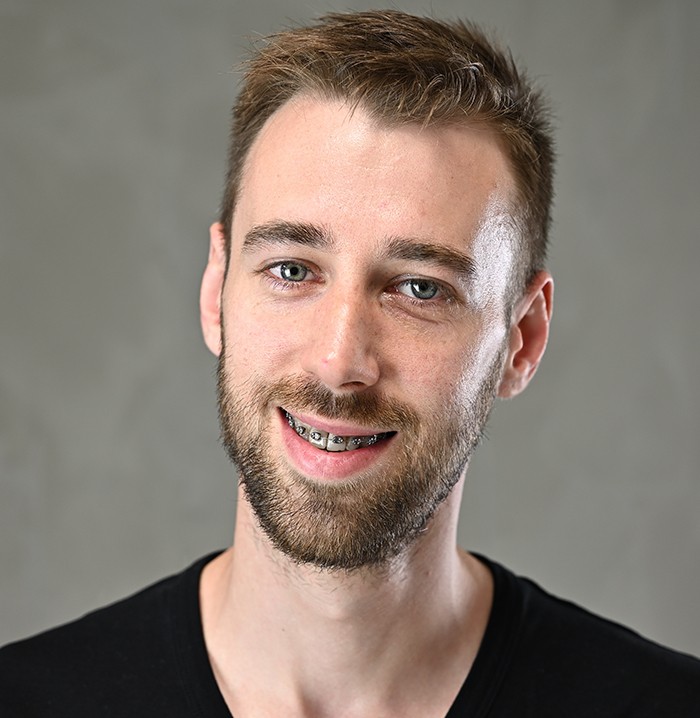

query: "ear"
left=498, top=271, right=553, bottom=399
left=200, top=222, right=227, bottom=357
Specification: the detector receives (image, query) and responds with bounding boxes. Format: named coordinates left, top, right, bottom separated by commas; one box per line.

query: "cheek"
left=406, top=323, right=507, bottom=407
left=222, top=290, right=301, bottom=376
left=391, top=335, right=470, bottom=401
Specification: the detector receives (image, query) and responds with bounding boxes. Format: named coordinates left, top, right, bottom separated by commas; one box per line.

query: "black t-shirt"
left=2, top=552, right=699, bottom=716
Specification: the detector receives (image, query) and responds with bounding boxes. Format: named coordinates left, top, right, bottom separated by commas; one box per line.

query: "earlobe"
left=498, top=271, right=553, bottom=399
left=200, top=222, right=227, bottom=357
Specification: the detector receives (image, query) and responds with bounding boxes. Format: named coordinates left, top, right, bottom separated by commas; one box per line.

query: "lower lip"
left=278, top=410, right=395, bottom=481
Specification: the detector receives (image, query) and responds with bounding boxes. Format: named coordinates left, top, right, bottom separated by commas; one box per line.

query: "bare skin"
left=199, top=97, right=552, bottom=717
left=201, top=483, right=493, bottom=717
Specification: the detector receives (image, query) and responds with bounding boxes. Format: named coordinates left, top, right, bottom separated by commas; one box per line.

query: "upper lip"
left=281, top=408, right=392, bottom=437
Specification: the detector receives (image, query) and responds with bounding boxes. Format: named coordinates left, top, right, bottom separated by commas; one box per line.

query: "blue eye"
left=397, top=278, right=440, bottom=300
left=270, top=262, right=309, bottom=282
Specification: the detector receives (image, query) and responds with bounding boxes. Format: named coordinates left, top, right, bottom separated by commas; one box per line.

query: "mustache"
left=249, top=376, right=419, bottom=432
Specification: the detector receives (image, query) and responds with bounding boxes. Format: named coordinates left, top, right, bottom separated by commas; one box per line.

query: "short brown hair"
left=219, top=10, right=554, bottom=295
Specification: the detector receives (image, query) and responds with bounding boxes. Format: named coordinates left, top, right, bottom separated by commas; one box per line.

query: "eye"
left=396, top=278, right=440, bottom=300
left=269, top=262, right=310, bottom=282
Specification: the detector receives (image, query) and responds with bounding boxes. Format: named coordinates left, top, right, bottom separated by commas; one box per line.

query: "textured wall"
left=2, top=0, right=699, bottom=656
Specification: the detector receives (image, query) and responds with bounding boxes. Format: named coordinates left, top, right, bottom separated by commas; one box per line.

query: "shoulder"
left=477, top=555, right=700, bottom=716
left=0, top=553, right=217, bottom=717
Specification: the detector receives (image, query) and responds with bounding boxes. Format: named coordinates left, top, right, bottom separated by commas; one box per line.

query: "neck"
left=200, top=478, right=493, bottom=718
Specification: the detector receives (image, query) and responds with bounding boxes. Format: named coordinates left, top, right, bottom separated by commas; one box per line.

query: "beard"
left=217, top=347, right=504, bottom=572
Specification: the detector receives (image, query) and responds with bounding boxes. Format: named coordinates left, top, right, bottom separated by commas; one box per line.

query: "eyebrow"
left=241, top=221, right=333, bottom=254
left=241, top=220, right=477, bottom=281
left=382, top=236, right=477, bottom=282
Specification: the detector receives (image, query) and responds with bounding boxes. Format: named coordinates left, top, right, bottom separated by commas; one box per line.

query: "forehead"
left=233, top=96, right=518, bottom=290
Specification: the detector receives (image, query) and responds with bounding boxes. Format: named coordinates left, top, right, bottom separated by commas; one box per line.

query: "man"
left=2, top=10, right=699, bottom=716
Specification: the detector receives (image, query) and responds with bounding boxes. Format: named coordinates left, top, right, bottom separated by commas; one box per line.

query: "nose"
left=300, top=288, right=380, bottom=391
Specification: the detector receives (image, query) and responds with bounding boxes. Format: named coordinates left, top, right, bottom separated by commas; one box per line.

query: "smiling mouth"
left=282, top=410, right=395, bottom=453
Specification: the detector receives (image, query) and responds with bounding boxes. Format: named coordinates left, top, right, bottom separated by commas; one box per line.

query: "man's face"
left=209, top=97, right=522, bottom=570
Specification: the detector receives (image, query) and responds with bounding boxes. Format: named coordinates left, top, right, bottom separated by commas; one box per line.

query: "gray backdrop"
left=2, top=0, right=699, bottom=656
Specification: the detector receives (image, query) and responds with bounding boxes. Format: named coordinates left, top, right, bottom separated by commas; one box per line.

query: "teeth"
left=308, top=429, right=328, bottom=450
left=284, top=411, right=389, bottom=453
left=347, top=437, right=362, bottom=450
left=294, top=422, right=308, bottom=437
left=347, top=437, right=363, bottom=451
left=326, top=434, right=347, bottom=452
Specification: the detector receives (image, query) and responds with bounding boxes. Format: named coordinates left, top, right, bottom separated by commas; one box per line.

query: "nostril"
left=342, top=381, right=371, bottom=390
